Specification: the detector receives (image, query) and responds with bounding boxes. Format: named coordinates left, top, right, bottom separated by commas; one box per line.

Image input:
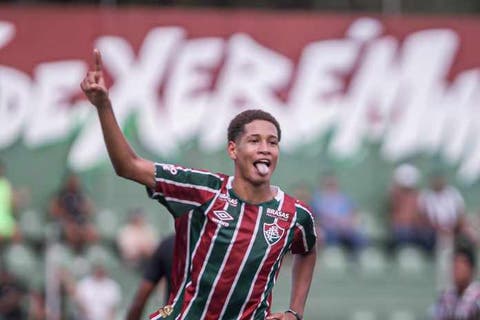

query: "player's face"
left=228, top=120, right=279, bottom=186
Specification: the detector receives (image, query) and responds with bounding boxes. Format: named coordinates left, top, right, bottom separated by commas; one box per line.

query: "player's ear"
left=227, top=141, right=237, bottom=160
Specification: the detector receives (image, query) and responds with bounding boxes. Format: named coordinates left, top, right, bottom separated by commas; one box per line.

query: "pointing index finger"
left=93, top=48, right=103, bottom=72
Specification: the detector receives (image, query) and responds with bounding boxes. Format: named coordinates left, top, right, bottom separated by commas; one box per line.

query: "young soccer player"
left=433, top=241, right=480, bottom=319
left=81, top=49, right=316, bottom=320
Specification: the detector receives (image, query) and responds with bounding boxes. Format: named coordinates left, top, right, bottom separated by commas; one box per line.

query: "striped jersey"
left=434, top=281, right=480, bottom=320
left=147, top=163, right=316, bottom=320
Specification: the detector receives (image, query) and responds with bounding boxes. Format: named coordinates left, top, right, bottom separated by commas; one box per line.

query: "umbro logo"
left=212, top=210, right=234, bottom=227
left=213, top=210, right=234, bottom=221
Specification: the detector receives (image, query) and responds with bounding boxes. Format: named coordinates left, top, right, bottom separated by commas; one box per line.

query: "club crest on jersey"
left=263, top=222, right=285, bottom=246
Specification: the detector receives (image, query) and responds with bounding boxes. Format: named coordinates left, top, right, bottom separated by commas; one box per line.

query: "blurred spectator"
left=117, top=208, right=158, bottom=270
left=0, top=160, right=22, bottom=244
left=63, top=263, right=121, bottom=320
left=419, top=171, right=477, bottom=290
left=126, top=234, right=175, bottom=320
left=49, top=173, right=98, bottom=252
left=311, top=174, right=367, bottom=258
left=432, top=239, right=480, bottom=320
left=388, top=164, right=435, bottom=254
left=419, top=172, right=467, bottom=238
left=0, top=267, right=26, bottom=320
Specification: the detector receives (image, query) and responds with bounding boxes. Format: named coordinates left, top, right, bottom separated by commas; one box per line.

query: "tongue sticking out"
left=255, top=163, right=269, bottom=176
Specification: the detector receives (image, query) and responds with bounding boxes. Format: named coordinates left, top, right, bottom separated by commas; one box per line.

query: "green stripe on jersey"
left=294, top=204, right=317, bottom=253
left=183, top=203, right=246, bottom=318
left=252, top=223, right=296, bottom=319
left=170, top=205, right=211, bottom=318
left=156, top=163, right=222, bottom=189
left=222, top=202, right=283, bottom=319
left=148, top=163, right=223, bottom=218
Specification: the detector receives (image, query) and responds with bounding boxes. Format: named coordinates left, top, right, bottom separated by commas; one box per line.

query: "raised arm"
left=80, top=49, right=155, bottom=188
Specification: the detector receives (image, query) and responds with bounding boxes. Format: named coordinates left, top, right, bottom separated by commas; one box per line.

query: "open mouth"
left=253, top=159, right=271, bottom=176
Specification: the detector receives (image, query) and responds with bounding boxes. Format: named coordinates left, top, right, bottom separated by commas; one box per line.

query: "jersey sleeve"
left=291, top=202, right=317, bottom=254
left=147, top=163, right=223, bottom=218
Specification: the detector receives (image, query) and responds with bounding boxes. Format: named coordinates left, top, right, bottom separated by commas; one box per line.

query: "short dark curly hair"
left=227, top=109, right=281, bottom=143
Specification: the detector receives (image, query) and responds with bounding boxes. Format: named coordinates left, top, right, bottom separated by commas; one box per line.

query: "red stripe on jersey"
left=177, top=203, right=228, bottom=316
left=156, top=180, right=216, bottom=204
left=203, top=205, right=260, bottom=319
left=240, top=196, right=297, bottom=319
left=290, top=227, right=305, bottom=254
left=149, top=310, right=160, bottom=320
left=177, top=177, right=229, bottom=315
left=263, top=256, right=286, bottom=318
left=168, top=213, right=190, bottom=305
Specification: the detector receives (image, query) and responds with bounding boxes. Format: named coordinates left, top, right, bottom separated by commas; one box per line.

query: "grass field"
left=136, top=251, right=438, bottom=320
left=271, top=254, right=437, bottom=320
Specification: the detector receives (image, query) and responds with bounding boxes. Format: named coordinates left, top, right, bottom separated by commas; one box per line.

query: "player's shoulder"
left=283, top=192, right=314, bottom=219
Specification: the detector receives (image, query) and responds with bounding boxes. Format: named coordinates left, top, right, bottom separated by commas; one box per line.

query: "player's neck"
left=231, top=178, right=276, bottom=204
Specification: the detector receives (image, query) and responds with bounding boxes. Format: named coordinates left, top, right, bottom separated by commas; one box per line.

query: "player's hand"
left=266, top=312, right=297, bottom=320
left=80, top=49, right=109, bottom=108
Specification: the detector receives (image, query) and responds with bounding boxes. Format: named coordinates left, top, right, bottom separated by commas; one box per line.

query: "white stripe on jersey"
left=199, top=203, right=247, bottom=319
left=170, top=211, right=192, bottom=308
left=152, top=190, right=208, bottom=207
left=173, top=188, right=223, bottom=316
left=158, top=163, right=222, bottom=180
left=218, top=206, right=264, bottom=319
left=180, top=167, right=222, bottom=180
left=238, top=196, right=285, bottom=319
left=150, top=313, right=162, bottom=320
left=179, top=200, right=229, bottom=320
left=155, top=177, right=219, bottom=194
left=259, top=207, right=297, bottom=319
left=295, top=222, right=309, bottom=252
left=295, top=203, right=315, bottom=220
left=164, top=196, right=202, bottom=207
left=151, top=190, right=205, bottom=207
left=237, top=239, right=272, bottom=319
left=295, top=203, right=317, bottom=238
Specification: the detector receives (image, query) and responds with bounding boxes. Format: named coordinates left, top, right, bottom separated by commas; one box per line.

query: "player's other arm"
left=289, top=247, right=316, bottom=316
left=266, top=248, right=316, bottom=320
left=80, top=49, right=154, bottom=189
left=268, top=204, right=317, bottom=320
left=126, top=280, right=156, bottom=320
